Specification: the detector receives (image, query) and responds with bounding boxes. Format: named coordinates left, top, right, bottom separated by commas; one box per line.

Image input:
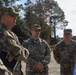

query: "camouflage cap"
left=31, top=24, right=41, bottom=30
left=64, top=29, right=72, bottom=34
left=0, top=6, right=19, bottom=17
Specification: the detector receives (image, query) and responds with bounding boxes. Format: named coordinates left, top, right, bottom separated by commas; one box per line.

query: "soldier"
left=0, top=6, right=29, bottom=75
left=53, top=29, right=76, bottom=75
left=22, top=24, right=51, bottom=75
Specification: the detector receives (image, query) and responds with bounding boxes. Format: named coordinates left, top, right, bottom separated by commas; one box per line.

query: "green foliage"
left=24, top=0, right=66, bottom=43
left=0, top=0, right=19, bottom=6
left=12, top=16, right=31, bottom=44
left=41, top=24, right=51, bottom=44
left=0, top=0, right=67, bottom=44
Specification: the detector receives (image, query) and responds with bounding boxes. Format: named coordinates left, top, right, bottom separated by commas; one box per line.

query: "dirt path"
left=49, top=51, right=60, bottom=75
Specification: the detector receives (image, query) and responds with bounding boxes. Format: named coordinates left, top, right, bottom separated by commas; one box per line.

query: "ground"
left=49, top=51, right=60, bottom=75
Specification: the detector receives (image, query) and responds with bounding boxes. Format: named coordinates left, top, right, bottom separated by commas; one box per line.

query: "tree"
left=0, top=0, right=67, bottom=44
left=12, top=16, right=31, bottom=44
left=0, top=0, right=20, bottom=6
left=24, top=0, right=66, bottom=44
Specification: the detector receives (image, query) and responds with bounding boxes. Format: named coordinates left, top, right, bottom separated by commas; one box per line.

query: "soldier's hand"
left=6, top=54, right=13, bottom=62
left=35, top=62, right=44, bottom=72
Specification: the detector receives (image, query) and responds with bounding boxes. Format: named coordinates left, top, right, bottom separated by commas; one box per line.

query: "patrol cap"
left=64, top=29, right=72, bottom=34
left=30, top=24, right=41, bottom=30
left=0, top=6, right=19, bottom=17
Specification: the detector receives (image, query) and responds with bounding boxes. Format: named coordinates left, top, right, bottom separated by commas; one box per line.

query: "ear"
left=1, top=15, right=8, bottom=23
left=2, top=15, right=8, bottom=20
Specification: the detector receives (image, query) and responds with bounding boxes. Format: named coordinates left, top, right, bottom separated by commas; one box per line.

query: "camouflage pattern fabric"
left=0, top=24, right=29, bottom=74
left=53, top=40, right=76, bottom=75
left=0, top=24, right=29, bottom=62
left=26, top=71, right=48, bottom=75
left=23, top=38, right=51, bottom=75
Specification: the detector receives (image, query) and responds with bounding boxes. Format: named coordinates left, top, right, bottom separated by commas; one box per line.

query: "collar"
left=31, top=38, right=42, bottom=44
left=62, top=40, right=75, bottom=46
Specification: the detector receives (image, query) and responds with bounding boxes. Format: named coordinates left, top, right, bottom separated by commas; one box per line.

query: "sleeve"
left=53, top=44, right=60, bottom=64
left=22, top=40, right=36, bottom=66
left=42, top=40, right=51, bottom=65
left=0, top=30, right=29, bottom=62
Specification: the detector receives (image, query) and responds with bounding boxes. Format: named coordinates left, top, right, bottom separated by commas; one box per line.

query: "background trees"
left=0, top=0, right=68, bottom=44
left=24, top=0, right=67, bottom=44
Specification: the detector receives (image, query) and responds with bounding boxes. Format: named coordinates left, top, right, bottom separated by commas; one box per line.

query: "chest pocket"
left=27, top=40, right=46, bottom=56
left=60, top=47, right=69, bottom=59
left=59, top=45, right=74, bottom=63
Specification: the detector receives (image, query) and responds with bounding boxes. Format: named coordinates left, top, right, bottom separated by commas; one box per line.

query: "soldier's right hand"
left=35, top=62, right=44, bottom=72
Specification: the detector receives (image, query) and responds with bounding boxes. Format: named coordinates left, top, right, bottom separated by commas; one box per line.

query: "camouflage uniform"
left=0, top=6, right=29, bottom=75
left=0, top=69, right=6, bottom=75
left=0, top=68, right=11, bottom=75
left=0, top=6, right=29, bottom=61
left=23, top=38, right=51, bottom=75
left=53, top=40, right=76, bottom=75
left=0, top=24, right=29, bottom=75
left=0, top=24, right=29, bottom=61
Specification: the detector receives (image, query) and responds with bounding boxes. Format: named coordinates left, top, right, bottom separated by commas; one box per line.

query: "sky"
left=16, top=0, right=76, bottom=37
left=55, top=0, right=76, bottom=37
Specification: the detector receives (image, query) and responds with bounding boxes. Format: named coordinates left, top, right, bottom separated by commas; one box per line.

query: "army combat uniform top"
left=0, top=24, right=29, bottom=74
left=53, top=40, right=76, bottom=75
left=23, top=38, right=51, bottom=75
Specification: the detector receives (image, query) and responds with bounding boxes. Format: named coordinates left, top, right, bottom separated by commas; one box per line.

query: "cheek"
left=6, top=18, right=11, bottom=23
left=32, top=32, right=36, bottom=35
left=8, top=17, right=15, bottom=22
left=6, top=17, right=12, bottom=22
left=31, top=32, right=37, bottom=36
left=65, top=35, right=72, bottom=38
left=10, top=18, right=15, bottom=23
